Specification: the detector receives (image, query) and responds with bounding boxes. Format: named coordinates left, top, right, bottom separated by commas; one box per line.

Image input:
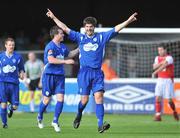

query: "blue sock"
left=77, top=101, right=86, bottom=117
left=53, top=101, right=63, bottom=124
left=96, top=104, right=104, bottom=127
left=38, top=101, right=48, bottom=120
left=1, top=107, right=7, bottom=125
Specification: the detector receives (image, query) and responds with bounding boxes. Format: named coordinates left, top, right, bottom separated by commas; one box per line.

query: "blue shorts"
left=77, top=67, right=104, bottom=95
left=42, top=73, right=65, bottom=97
left=0, top=82, right=19, bottom=106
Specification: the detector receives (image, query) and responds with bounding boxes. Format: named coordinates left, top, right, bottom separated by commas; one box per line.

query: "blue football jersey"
left=0, top=52, right=25, bottom=84
left=68, top=28, right=118, bottom=68
left=43, top=41, right=69, bottom=75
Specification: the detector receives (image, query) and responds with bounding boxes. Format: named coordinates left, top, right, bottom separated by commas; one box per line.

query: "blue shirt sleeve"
left=101, top=28, right=118, bottom=43
left=68, top=30, right=81, bottom=43
left=46, top=45, right=55, bottom=57
left=18, top=55, right=25, bottom=72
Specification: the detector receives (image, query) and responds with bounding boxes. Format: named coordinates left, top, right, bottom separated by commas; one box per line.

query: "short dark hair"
left=83, top=16, right=97, bottom=27
left=5, top=37, right=15, bottom=45
left=158, top=45, right=167, bottom=50
left=50, top=25, right=62, bottom=39
left=158, top=45, right=170, bottom=54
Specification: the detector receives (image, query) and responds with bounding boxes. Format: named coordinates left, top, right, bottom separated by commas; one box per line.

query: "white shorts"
left=155, top=78, right=174, bottom=99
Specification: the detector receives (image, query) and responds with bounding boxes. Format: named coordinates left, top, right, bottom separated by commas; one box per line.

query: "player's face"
left=28, top=52, right=36, bottom=62
left=55, top=29, right=64, bottom=42
left=158, top=47, right=166, bottom=56
left=5, top=41, right=15, bottom=54
left=84, top=24, right=95, bottom=36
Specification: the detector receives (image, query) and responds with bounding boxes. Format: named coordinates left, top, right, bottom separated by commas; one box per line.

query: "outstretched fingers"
left=129, top=12, right=138, bottom=22
left=46, top=8, right=54, bottom=18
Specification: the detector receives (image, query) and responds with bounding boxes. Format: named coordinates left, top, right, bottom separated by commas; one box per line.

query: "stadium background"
left=1, top=1, right=180, bottom=138
left=0, top=0, right=180, bottom=37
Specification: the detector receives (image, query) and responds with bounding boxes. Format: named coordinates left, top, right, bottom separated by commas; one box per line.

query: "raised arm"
left=68, top=48, right=79, bottom=58
left=115, top=12, right=138, bottom=33
left=46, top=9, right=71, bottom=34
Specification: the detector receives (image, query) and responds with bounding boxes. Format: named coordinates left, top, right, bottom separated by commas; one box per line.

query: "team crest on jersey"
left=93, top=37, right=97, bottom=42
left=83, top=42, right=98, bottom=51
left=3, top=65, right=16, bottom=73
left=45, top=91, right=49, bottom=96
left=12, top=58, right=16, bottom=63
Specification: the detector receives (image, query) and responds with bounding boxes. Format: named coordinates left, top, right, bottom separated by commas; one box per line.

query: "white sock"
left=30, top=99, right=35, bottom=112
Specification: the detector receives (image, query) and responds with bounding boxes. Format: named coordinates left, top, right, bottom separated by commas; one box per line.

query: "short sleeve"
left=46, top=45, right=55, bottom=57
left=101, top=28, right=118, bottom=43
left=68, top=30, right=81, bottom=43
left=166, top=56, right=173, bottom=65
left=154, top=56, right=158, bottom=64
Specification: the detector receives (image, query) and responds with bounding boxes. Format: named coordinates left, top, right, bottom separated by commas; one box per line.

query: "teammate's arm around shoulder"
left=68, top=48, right=79, bottom=58
left=114, top=12, right=138, bottom=33
left=46, top=9, right=71, bottom=34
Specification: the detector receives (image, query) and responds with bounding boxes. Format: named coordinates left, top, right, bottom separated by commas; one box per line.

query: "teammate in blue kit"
left=0, top=37, right=25, bottom=128
left=37, top=25, right=79, bottom=132
left=46, top=9, right=137, bottom=133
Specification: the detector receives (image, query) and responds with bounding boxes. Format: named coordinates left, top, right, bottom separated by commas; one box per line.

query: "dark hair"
left=158, top=45, right=170, bottom=54
left=5, top=37, right=15, bottom=45
left=83, top=16, right=97, bottom=27
left=158, top=45, right=167, bottom=50
left=50, top=25, right=62, bottom=39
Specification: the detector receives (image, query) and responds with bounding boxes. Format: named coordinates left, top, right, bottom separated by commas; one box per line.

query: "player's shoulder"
left=45, top=41, right=55, bottom=49
left=166, top=55, right=173, bottom=62
left=166, top=55, right=173, bottom=59
left=25, top=60, right=31, bottom=64
left=36, top=59, right=43, bottom=64
left=13, top=52, right=23, bottom=58
left=60, top=43, right=68, bottom=48
left=155, top=56, right=159, bottom=59
left=0, top=51, right=4, bottom=56
left=46, top=40, right=54, bottom=47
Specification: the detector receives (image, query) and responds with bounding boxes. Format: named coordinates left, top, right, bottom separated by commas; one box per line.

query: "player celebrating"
left=152, top=46, right=179, bottom=121
left=37, top=25, right=79, bottom=132
left=46, top=9, right=137, bottom=133
left=0, top=37, right=25, bottom=128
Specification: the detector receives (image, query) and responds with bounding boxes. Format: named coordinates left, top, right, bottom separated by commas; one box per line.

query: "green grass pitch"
left=0, top=113, right=180, bottom=138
